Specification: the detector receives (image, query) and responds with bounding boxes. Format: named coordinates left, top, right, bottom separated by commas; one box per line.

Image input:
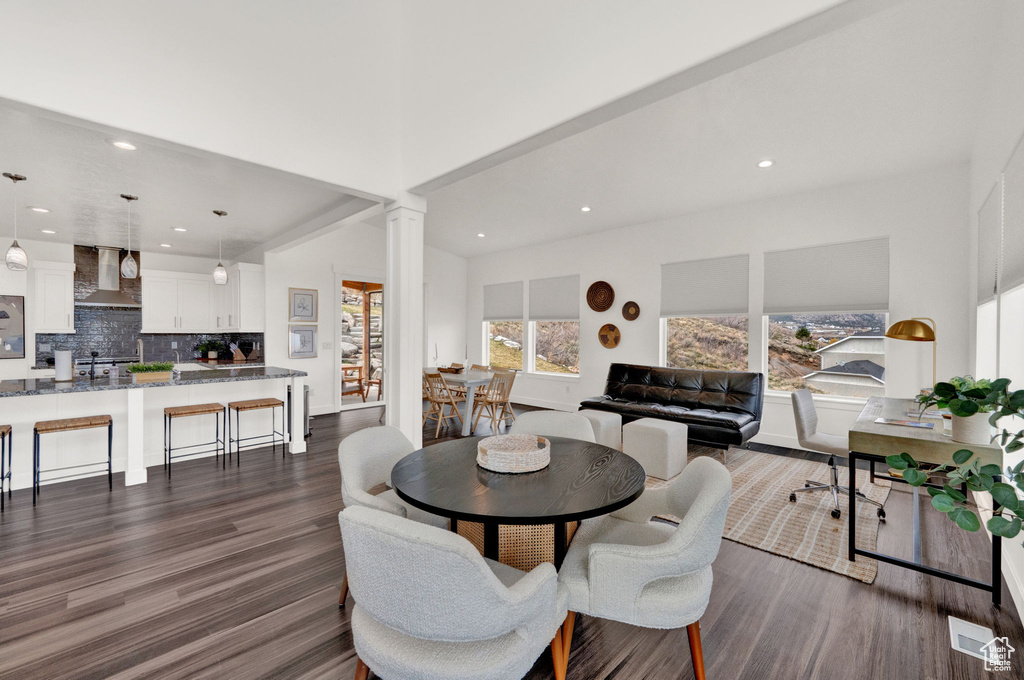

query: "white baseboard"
left=511, top=396, right=577, bottom=412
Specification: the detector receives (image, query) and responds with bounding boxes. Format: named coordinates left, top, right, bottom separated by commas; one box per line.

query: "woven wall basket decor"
left=598, top=323, right=621, bottom=348
left=587, top=281, right=615, bottom=311
left=622, top=301, right=640, bottom=321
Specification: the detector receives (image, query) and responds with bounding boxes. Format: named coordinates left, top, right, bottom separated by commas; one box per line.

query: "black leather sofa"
left=580, top=363, right=765, bottom=449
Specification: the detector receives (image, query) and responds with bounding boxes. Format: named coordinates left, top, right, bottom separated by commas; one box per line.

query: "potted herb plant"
left=196, top=339, right=222, bottom=360
left=889, top=377, right=1024, bottom=543
left=917, top=375, right=1000, bottom=445
left=126, top=361, right=175, bottom=384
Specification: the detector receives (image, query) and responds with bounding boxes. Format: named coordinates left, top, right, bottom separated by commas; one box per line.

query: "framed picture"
left=289, top=287, right=318, bottom=322
left=0, top=295, right=26, bottom=360
left=289, top=324, right=318, bottom=359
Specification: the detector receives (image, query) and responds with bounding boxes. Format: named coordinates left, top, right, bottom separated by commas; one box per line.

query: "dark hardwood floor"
left=0, top=403, right=1021, bottom=679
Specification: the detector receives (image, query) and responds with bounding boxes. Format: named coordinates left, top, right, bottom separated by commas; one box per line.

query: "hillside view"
left=487, top=321, right=579, bottom=374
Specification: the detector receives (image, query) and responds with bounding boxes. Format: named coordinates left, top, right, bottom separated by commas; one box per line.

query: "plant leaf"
left=948, top=507, right=981, bottom=531
left=1009, top=390, right=1024, bottom=410
left=942, top=484, right=967, bottom=502
left=990, top=482, right=1021, bottom=512
left=931, top=494, right=956, bottom=512
left=991, top=378, right=1011, bottom=392
left=988, top=515, right=1022, bottom=538
left=934, top=382, right=957, bottom=398
left=886, top=454, right=909, bottom=471
left=980, top=464, right=1002, bottom=476
left=952, top=449, right=974, bottom=465
left=902, top=468, right=928, bottom=486
left=962, top=387, right=989, bottom=400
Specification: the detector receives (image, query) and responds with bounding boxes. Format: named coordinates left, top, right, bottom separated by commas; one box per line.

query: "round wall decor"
left=587, top=281, right=615, bottom=312
left=598, top=323, right=621, bottom=348
left=622, top=301, right=640, bottom=321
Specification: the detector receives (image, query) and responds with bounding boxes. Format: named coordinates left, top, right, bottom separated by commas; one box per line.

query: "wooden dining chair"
left=473, top=369, right=517, bottom=434
left=471, top=364, right=490, bottom=371
left=423, top=372, right=465, bottom=437
left=341, top=365, right=366, bottom=402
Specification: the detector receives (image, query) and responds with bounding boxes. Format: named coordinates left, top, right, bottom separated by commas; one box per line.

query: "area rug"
left=646, top=447, right=891, bottom=584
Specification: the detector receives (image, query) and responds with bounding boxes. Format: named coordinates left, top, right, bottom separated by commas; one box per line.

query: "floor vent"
left=948, top=616, right=994, bottom=660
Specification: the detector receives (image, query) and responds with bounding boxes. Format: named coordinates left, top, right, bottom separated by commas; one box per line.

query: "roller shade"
left=1003, top=137, right=1024, bottom=292
left=529, top=275, right=580, bottom=320
left=764, top=237, right=889, bottom=314
left=483, top=281, right=523, bottom=321
left=978, top=180, right=1002, bottom=304
left=660, top=254, right=749, bottom=316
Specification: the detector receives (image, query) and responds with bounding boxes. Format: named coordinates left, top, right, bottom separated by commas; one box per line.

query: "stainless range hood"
left=76, top=246, right=141, bottom=308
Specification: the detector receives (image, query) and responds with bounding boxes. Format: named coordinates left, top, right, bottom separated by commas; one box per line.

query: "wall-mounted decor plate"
left=622, top=301, right=640, bottom=321
left=598, top=323, right=621, bottom=348
left=587, top=281, right=615, bottom=312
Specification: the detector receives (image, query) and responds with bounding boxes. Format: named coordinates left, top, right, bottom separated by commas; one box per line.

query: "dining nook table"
left=429, top=367, right=495, bottom=436
left=391, top=435, right=647, bottom=569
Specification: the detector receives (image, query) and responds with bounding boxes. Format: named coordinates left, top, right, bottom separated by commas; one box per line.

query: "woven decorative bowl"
left=477, top=434, right=551, bottom=474
left=586, top=280, right=615, bottom=312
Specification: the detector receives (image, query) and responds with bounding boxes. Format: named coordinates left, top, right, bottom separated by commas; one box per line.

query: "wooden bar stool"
left=0, top=424, right=11, bottom=512
left=33, top=415, right=112, bottom=505
left=227, top=398, right=285, bottom=465
left=164, top=403, right=227, bottom=477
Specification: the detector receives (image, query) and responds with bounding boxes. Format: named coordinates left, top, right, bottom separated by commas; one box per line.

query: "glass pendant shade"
left=213, top=262, right=228, bottom=285
left=5, top=239, right=27, bottom=271
left=120, top=252, right=138, bottom=279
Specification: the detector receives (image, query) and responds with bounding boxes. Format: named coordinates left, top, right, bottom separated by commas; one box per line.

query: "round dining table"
left=391, top=436, right=647, bottom=568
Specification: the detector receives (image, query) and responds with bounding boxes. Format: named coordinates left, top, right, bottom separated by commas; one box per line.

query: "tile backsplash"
left=35, top=307, right=263, bottom=366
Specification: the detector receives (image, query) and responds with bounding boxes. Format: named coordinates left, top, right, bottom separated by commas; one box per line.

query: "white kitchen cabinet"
left=32, top=261, right=76, bottom=333
left=141, top=271, right=213, bottom=333
left=216, top=263, right=264, bottom=332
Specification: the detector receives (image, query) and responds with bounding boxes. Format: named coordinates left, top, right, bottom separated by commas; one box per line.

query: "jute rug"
left=647, top=446, right=891, bottom=584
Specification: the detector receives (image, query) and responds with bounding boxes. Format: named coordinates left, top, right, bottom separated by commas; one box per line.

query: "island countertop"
left=0, top=366, right=307, bottom=398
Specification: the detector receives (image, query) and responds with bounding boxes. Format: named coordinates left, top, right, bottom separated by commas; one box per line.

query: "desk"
left=391, top=436, right=646, bottom=569
left=848, top=397, right=1003, bottom=605
left=431, top=369, right=494, bottom=436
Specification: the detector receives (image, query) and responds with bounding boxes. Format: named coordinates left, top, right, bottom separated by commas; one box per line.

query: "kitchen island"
left=0, top=366, right=306, bottom=490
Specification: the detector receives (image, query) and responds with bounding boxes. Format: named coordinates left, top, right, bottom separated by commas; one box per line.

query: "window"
left=487, top=321, right=523, bottom=370
left=766, top=313, right=887, bottom=396
left=663, top=316, right=747, bottom=371
left=532, top=321, right=579, bottom=374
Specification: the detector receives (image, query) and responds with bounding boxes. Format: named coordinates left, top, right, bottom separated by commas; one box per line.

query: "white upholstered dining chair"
left=339, top=505, right=569, bottom=680
left=508, top=411, right=596, bottom=443
left=556, top=456, right=732, bottom=680
left=337, top=426, right=447, bottom=608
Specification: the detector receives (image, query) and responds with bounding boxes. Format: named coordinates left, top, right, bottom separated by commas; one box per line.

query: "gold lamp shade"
left=885, top=318, right=936, bottom=342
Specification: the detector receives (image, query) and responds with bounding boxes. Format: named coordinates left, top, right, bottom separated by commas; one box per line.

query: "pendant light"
left=3, top=172, right=28, bottom=271
left=212, top=210, right=228, bottom=285
left=119, top=194, right=139, bottom=279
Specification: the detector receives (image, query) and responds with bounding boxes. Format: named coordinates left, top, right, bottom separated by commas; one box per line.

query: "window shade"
left=660, top=254, right=749, bottom=316
left=977, top=180, right=1002, bottom=304
left=529, top=275, right=580, bottom=320
left=763, top=237, right=889, bottom=314
left=1003, top=137, right=1024, bottom=292
left=483, top=281, right=523, bottom=321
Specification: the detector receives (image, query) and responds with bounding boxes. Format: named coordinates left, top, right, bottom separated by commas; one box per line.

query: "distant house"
left=805, top=335, right=885, bottom=397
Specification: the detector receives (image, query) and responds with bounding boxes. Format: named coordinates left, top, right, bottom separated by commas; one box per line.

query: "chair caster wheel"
left=877, top=508, right=886, bottom=520
left=831, top=508, right=841, bottom=519
left=804, top=483, right=811, bottom=488
left=789, top=493, right=796, bottom=503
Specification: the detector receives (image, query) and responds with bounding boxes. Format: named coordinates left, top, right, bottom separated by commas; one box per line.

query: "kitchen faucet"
left=136, top=338, right=144, bottom=363
left=174, top=350, right=180, bottom=364
left=89, top=351, right=98, bottom=380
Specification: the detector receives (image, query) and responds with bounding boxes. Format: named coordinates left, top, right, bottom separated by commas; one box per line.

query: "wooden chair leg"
left=686, top=620, right=706, bottom=680
left=550, top=633, right=566, bottom=680
left=353, top=656, right=370, bottom=680
left=562, top=611, right=576, bottom=658
left=339, top=573, right=349, bottom=608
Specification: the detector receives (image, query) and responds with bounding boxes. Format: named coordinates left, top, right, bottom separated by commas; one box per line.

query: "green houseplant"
left=917, top=376, right=1000, bottom=444
left=125, top=361, right=174, bottom=383
left=889, top=377, right=1024, bottom=544
left=196, top=339, right=223, bottom=359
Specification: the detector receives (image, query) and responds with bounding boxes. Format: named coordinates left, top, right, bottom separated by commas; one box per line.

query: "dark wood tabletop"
left=391, top=436, right=647, bottom=525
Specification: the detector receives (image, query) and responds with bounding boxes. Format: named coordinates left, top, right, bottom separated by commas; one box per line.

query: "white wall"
left=0, top=0, right=402, bottom=199
left=967, top=0, right=1024, bottom=618
left=464, top=164, right=971, bottom=446
left=263, top=222, right=467, bottom=414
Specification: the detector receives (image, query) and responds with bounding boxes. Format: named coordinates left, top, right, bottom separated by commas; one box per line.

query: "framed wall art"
left=289, top=287, right=319, bottom=322
left=289, top=324, right=318, bottom=359
left=0, top=295, right=26, bottom=359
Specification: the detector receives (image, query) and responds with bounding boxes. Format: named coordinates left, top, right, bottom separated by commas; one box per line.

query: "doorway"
left=337, top=278, right=384, bottom=410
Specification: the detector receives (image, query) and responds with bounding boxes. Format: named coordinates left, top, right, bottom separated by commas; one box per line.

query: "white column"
left=125, top=389, right=147, bottom=486
left=289, top=374, right=307, bottom=453
left=384, top=193, right=426, bottom=448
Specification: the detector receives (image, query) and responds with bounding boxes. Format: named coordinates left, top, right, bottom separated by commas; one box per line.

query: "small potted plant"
left=196, top=339, right=222, bottom=360
left=917, top=376, right=1002, bottom=445
left=126, top=361, right=175, bottom=384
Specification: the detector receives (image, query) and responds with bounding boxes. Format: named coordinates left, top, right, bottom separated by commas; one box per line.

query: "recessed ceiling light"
left=160, top=243, right=172, bottom=248
left=757, top=159, right=774, bottom=168
left=477, top=233, right=485, bottom=238
left=580, top=206, right=591, bottom=212
left=40, top=229, right=56, bottom=234
left=29, top=206, right=50, bottom=213
left=111, top=140, right=137, bottom=151
left=173, top=227, right=187, bottom=232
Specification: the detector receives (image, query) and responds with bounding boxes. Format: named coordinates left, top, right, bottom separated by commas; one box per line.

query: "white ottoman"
left=622, top=418, right=687, bottom=480
left=579, top=410, right=622, bottom=450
